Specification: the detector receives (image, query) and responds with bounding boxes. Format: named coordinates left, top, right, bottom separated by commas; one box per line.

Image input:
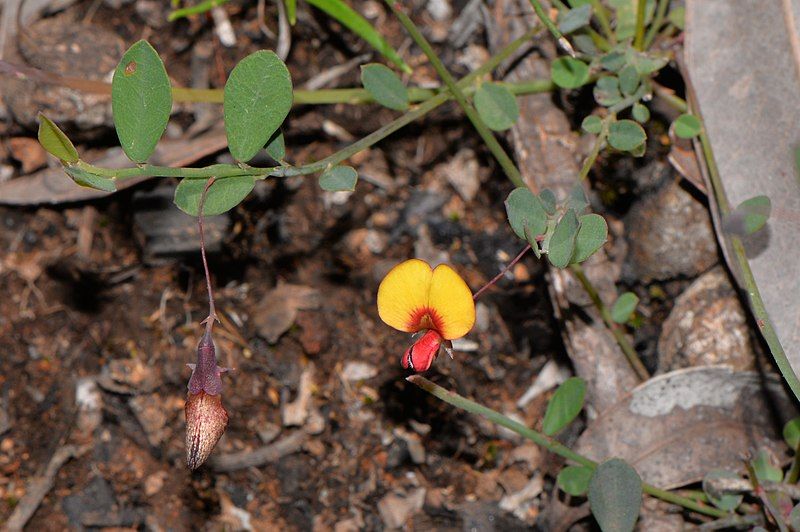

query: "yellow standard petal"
left=377, top=259, right=433, bottom=333
left=428, top=264, right=475, bottom=340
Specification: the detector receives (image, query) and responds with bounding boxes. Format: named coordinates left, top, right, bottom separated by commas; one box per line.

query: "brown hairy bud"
left=185, top=390, right=228, bottom=470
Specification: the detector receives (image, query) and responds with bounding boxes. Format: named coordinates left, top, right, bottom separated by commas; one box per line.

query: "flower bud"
left=185, top=390, right=228, bottom=470
left=401, top=329, right=443, bottom=372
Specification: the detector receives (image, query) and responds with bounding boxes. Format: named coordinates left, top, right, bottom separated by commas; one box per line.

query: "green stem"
left=589, top=0, right=615, bottom=43
left=168, top=0, right=229, bottom=21
left=652, top=81, right=688, bottom=113
left=643, top=0, right=669, bottom=49
left=697, top=113, right=800, bottom=404
left=571, top=263, right=651, bottom=381
left=525, top=0, right=575, bottom=56
left=408, top=376, right=727, bottom=518
left=787, top=441, right=800, bottom=484
left=385, top=0, right=526, bottom=188
left=633, top=0, right=647, bottom=50
left=586, top=28, right=613, bottom=53
left=578, top=116, right=610, bottom=181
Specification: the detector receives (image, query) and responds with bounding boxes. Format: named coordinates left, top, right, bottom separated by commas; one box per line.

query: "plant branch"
left=634, top=0, right=647, bottom=50
left=589, top=0, right=615, bottom=44
left=198, top=177, right=218, bottom=332
left=407, top=376, right=727, bottom=518
left=168, top=0, right=230, bottom=21
left=694, top=101, right=800, bottom=404
left=472, top=244, right=532, bottom=300
left=570, top=263, right=650, bottom=381
left=643, top=0, right=670, bottom=50
left=578, top=116, right=610, bottom=181
left=526, top=0, right=575, bottom=56
left=385, top=0, right=526, bottom=188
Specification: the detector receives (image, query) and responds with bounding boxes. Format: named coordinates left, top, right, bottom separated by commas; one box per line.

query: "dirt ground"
left=0, top=0, right=773, bottom=530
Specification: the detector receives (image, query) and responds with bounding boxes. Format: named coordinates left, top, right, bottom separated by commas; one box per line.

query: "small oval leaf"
left=572, top=213, right=608, bottom=263
left=608, top=119, right=647, bottom=152
left=558, top=465, right=593, bottom=496
left=631, top=102, right=650, bottom=123
left=547, top=209, right=579, bottom=269
left=37, top=113, right=79, bottom=163
left=474, top=82, right=519, bottom=131
left=361, top=63, right=409, bottom=111
left=224, top=50, right=293, bottom=162
left=581, top=115, right=602, bottom=134
left=174, top=176, right=256, bottom=216
left=588, top=458, right=642, bottom=532
left=611, top=292, right=639, bottom=324
left=784, top=417, right=800, bottom=449
left=111, top=40, right=172, bottom=163
left=673, top=113, right=702, bottom=139
left=702, top=470, right=743, bottom=512
left=752, top=449, right=783, bottom=483
left=505, top=188, right=548, bottom=241
left=551, top=57, right=590, bottom=89
left=319, top=165, right=358, bottom=191
left=266, top=131, right=286, bottom=161
left=542, top=377, right=587, bottom=435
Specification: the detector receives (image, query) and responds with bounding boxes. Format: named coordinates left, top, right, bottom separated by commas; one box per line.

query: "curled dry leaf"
left=575, top=366, right=798, bottom=489
left=253, top=283, right=321, bottom=343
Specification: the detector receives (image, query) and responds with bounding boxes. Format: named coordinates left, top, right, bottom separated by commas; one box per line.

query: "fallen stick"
left=4, top=444, right=89, bottom=531
left=210, top=430, right=307, bottom=473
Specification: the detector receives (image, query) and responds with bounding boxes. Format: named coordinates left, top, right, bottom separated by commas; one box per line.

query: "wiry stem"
left=198, top=177, right=218, bottom=332
left=472, top=244, right=532, bottom=300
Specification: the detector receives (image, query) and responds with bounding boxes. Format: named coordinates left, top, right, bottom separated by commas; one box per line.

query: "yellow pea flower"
left=377, top=259, right=475, bottom=372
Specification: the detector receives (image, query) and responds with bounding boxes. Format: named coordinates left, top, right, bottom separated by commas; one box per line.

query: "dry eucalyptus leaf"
left=253, top=283, right=321, bottom=343
left=575, top=366, right=798, bottom=489
left=685, top=0, right=800, bottom=374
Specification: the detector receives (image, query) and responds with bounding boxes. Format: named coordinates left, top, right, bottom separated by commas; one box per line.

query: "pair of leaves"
left=505, top=187, right=608, bottom=268
left=723, top=195, right=771, bottom=236
left=557, top=459, right=643, bottom=532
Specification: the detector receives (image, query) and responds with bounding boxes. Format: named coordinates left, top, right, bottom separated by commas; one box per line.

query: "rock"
left=253, top=283, right=321, bottom=344
left=625, top=181, right=717, bottom=281
left=4, top=15, right=124, bottom=131
left=296, top=311, right=330, bottom=356
left=498, top=474, right=543, bottom=523
left=129, top=394, right=170, bottom=447
left=342, top=361, right=378, bottom=382
left=658, top=267, right=759, bottom=372
left=393, top=428, right=426, bottom=464
left=439, top=148, right=482, bottom=202
left=377, top=488, right=426, bottom=529
left=75, top=377, right=102, bottom=436
left=7, top=137, right=47, bottom=173
left=282, top=364, right=315, bottom=427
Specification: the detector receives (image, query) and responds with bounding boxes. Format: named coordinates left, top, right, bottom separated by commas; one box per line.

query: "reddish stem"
left=198, top=177, right=218, bottom=332
left=472, top=244, right=532, bottom=300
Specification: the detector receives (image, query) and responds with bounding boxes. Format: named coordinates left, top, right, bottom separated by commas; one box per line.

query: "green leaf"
left=548, top=210, right=579, bottom=269
left=266, top=131, right=286, bottom=161
left=558, top=4, right=592, bottom=34
left=285, top=0, right=297, bottom=25
left=37, top=113, right=79, bottom=163
left=752, top=449, right=783, bottom=483
left=539, top=189, right=557, bottom=215
left=573, top=34, right=598, bottom=55
left=625, top=48, right=669, bottom=75
left=318, top=165, right=358, bottom=191
left=542, top=377, right=586, bottom=435
left=725, top=195, right=771, bottom=235
left=582, top=115, right=602, bottom=134
left=608, top=119, right=647, bottom=152
left=224, top=51, right=293, bottom=163
left=791, top=504, right=800, bottom=531
left=572, top=213, right=608, bottom=263
left=505, top=188, right=548, bottom=241
left=551, top=57, right=590, bottom=89
left=474, top=83, right=520, bottom=131
left=65, top=166, right=116, bottom=192
left=594, top=76, right=623, bottom=106
left=601, top=51, right=626, bottom=72
left=668, top=6, right=685, bottom=29
left=306, top=0, right=410, bottom=73
left=618, top=65, right=639, bottom=96
left=632, top=103, right=650, bottom=123
left=673, top=113, right=702, bottom=139
left=111, top=40, right=172, bottom=164
left=588, top=458, right=642, bottom=532
left=568, top=183, right=589, bottom=213
left=702, top=470, right=743, bottom=512
left=783, top=417, right=800, bottom=449
left=174, top=176, right=256, bottom=216
left=360, top=63, right=409, bottom=111
left=558, top=465, right=593, bottom=496
left=611, top=292, right=639, bottom=324
left=610, top=0, right=654, bottom=40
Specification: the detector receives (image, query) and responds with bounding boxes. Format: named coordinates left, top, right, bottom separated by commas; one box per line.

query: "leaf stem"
left=198, top=177, right=218, bottom=332
left=589, top=0, right=615, bottom=43
left=578, top=116, right=610, bottom=181
left=472, top=244, right=532, bottom=300
left=407, top=375, right=727, bottom=518
left=168, top=0, right=230, bottom=21
left=570, top=263, right=650, bottom=381
left=384, top=0, right=526, bottom=188
left=526, top=0, right=575, bottom=56
left=633, top=0, right=648, bottom=50
left=643, top=0, right=670, bottom=50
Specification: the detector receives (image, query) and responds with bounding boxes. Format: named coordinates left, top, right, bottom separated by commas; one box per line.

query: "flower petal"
left=428, top=264, right=475, bottom=340
left=377, top=259, right=433, bottom=333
